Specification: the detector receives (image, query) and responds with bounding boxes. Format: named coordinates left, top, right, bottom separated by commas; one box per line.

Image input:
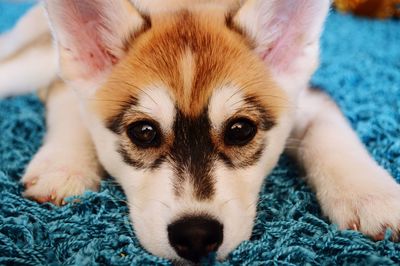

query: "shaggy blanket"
left=1, top=3, right=399, bottom=265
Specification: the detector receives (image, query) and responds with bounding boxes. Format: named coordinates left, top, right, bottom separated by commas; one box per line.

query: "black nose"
left=168, top=216, right=223, bottom=263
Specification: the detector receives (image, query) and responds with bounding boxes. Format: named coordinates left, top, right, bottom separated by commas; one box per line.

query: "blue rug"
left=1, top=3, right=399, bottom=265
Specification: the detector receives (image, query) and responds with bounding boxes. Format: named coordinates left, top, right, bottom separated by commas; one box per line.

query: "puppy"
left=1, top=0, right=399, bottom=263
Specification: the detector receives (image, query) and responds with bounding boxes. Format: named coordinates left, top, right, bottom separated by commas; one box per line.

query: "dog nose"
left=167, top=216, right=223, bottom=263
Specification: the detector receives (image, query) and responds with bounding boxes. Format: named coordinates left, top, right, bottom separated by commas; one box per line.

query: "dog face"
left=91, top=11, right=292, bottom=260
left=45, top=0, right=329, bottom=262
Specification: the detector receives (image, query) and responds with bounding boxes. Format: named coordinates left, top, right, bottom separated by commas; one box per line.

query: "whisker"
left=219, top=197, right=241, bottom=209
left=245, top=200, right=259, bottom=211
left=239, top=80, right=265, bottom=91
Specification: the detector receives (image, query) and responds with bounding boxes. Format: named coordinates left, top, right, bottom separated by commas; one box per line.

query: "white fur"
left=0, top=3, right=57, bottom=97
left=80, top=83, right=293, bottom=261
left=137, top=85, right=176, bottom=132
left=289, top=89, right=400, bottom=236
left=214, top=110, right=293, bottom=258
left=22, top=83, right=101, bottom=204
left=209, top=85, right=246, bottom=130
left=0, top=4, right=49, bottom=61
left=83, top=109, right=179, bottom=259
left=0, top=38, right=57, bottom=97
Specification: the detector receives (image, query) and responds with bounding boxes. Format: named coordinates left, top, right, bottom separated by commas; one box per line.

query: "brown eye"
left=224, top=118, right=257, bottom=146
left=127, top=120, right=161, bottom=148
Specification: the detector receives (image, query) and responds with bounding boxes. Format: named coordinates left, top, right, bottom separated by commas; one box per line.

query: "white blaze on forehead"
left=180, top=49, right=195, bottom=99
left=208, top=85, right=246, bottom=130
left=137, top=86, right=175, bottom=131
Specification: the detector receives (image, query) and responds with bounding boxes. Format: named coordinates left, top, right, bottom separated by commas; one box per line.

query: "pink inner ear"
left=257, top=0, right=321, bottom=72
left=75, top=21, right=117, bottom=74
left=56, top=1, right=117, bottom=76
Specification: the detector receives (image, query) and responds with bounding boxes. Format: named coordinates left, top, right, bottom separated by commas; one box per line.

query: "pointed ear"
left=233, top=0, right=330, bottom=89
left=44, top=0, right=148, bottom=90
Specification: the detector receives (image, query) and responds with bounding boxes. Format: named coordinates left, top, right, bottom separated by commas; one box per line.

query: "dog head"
left=45, top=0, right=329, bottom=262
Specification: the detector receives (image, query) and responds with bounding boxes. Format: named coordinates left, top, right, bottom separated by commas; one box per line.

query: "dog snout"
left=167, top=216, right=223, bottom=263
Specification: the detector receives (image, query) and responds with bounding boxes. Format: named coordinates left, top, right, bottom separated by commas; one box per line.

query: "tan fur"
left=179, top=48, right=196, bottom=110
left=93, top=8, right=287, bottom=126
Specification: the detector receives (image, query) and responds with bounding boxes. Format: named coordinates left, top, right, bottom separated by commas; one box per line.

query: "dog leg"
left=288, top=88, right=400, bottom=240
left=0, top=4, right=49, bottom=61
left=0, top=36, right=57, bottom=97
left=22, top=80, right=102, bottom=205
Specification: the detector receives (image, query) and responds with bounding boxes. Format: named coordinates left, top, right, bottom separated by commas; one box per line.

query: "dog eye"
left=224, top=118, right=257, bottom=146
left=127, top=120, right=161, bottom=148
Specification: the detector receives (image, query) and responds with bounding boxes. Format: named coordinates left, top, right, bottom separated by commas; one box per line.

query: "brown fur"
left=94, top=8, right=286, bottom=119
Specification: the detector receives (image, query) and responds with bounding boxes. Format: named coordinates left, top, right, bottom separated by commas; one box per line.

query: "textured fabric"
left=1, top=3, right=400, bottom=266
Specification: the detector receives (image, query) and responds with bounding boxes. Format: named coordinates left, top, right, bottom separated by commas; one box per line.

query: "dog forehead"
left=120, top=11, right=257, bottom=115
left=95, top=9, right=285, bottom=128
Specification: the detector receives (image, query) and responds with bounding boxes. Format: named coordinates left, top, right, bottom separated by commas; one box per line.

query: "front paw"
left=22, top=146, right=102, bottom=205
left=320, top=172, right=400, bottom=241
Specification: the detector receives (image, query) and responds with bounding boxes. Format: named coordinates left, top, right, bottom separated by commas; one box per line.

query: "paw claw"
left=30, top=178, right=38, bottom=186
left=372, top=231, right=386, bottom=241
left=324, top=185, right=400, bottom=242
left=23, top=177, right=38, bottom=189
left=50, top=193, right=56, bottom=201
left=21, top=148, right=101, bottom=207
left=349, top=221, right=360, bottom=231
left=35, top=196, right=51, bottom=204
left=26, top=194, right=66, bottom=206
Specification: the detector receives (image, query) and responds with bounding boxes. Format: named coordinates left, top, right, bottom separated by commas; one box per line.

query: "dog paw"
left=320, top=170, right=400, bottom=241
left=329, top=191, right=400, bottom=241
left=22, top=145, right=102, bottom=205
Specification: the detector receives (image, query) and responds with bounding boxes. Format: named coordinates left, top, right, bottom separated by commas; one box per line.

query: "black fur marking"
left=217, top=141, right=266, bottom=169
left=225, top=11, right=257, bottom=50
left=117, top=146, right=166, bottom=170
left=106, top=96, right=166, bottom=170
left=118, top=146, right=145, bottom=169
left=237, top=141, right=266, bottom=168
left=106, top=96, right=138, bottom=134
left=150, top=155, right=166, bottom=170
left=107, top=112, right=125, bottom=134
left=106, top=95, right=273, bottom=175
left=124, top=14, right=152, bottom=53
left=169, top=109, right=216, bottom=201
left=216, top=96, right=274, bottom=169
left=218, top=152, right=234, bottom=168
left=243, top=95, right=276, bottom=131
left=225, top=13, right=246, bottom=38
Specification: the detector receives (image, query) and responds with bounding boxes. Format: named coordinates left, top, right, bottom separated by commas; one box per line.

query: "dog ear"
left=233, top=0, right=330, bottom=94
left=44, top=0, right=148, bottom=91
